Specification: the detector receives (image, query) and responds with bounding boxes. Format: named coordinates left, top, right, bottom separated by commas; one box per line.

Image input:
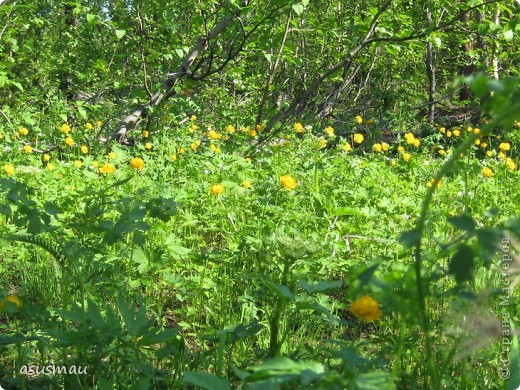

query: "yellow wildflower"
left=85, top=122, right=93, bottom=130
left=256, top=124, right=263, bottom=131
left=498, top=152, right=506, bottom=160
left=280, top=174, right=297, bottom=191
left=210, top=183, right=224, bottom=196
left=23, top=145, right=33, bottom=154
left=506, top=158, right=517, bottom=171
left=80, top=145, right=89, bottom=154
left=0, top=295, right=22, bottom=312
left=226, top=124, right=235, bottom=134
left=353, top=133, right=364, bottom=144
left=342, top=142, right=352, bottom=152
left=482, top=167, right=494, bottom=178
left=319, top=139, right=327, bottom=149
left=96, top=120, right=103, bottom=127
left=354, top=115, right=363, bottom=124
left=145, top=142, right=152, bottom=150
left=107, top=152, right=116, bottom=159
left=381, top=142, right=389, bottom=151
left=397, top=146, right=405, bottom=153
left=43, top=154, right=51, bottom=162
left=19, top=126, right=29, bottom=136
left=413, top=138, right=421, bottom=148
left=248, top=129, right=257, bottom=137
left=4, top=164, right=15, bottom=175
left=60, top=123, right=71, bottom=134
left=350, top=296, right=381, bottom=321
left=453, top=129, right=460, bottom=137
left=142, top=130, right=149, bottom=138
left=402, top=152, right=411, bottom=161
left=99, top=163, right=115, bottom=174
left=170, top=154, right=177, bottom=161
left=210, top=144, right=221, bottom=154
left=499, top=142, right=511, bottom=151
left=74, top=160, right=83, bottom=168
left=46, top=163, right=56, bottom=171
left=178, top=148, right=185, bottom=154
left=373, top=143, right=382, bottom=152
left=245, top=157, right=252, bottom=163
left=324, top=126, right=335, bottom=137
left=294, top=122, right=304, bottom=133
left=209, top=130, right=222, bottom=140
left=130, top=157, right=145, bottom=170
left=190, top=115, right=197, bottom=121
left=65, top=137, right=74, bottom=147
left=242, top=180, right=252, bottom=189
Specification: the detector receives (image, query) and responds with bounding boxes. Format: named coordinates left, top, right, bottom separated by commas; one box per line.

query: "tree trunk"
left=424, top=6, right=436, bottom=123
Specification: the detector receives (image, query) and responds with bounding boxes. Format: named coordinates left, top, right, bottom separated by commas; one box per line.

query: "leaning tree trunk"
left=109, top=1, right=249, bottom=143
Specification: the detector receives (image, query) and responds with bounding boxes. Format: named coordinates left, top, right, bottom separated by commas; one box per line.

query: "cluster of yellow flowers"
left=404, top=132, right=420, bottom=148
left=209, top=174, right=297, bottom=196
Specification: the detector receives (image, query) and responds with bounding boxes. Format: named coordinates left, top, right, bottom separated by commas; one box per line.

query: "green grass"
left=0, top=115, right=519, bottom=389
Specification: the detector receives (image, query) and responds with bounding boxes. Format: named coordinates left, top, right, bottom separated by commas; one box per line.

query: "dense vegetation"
left=1, top=0, right=519, bottom=389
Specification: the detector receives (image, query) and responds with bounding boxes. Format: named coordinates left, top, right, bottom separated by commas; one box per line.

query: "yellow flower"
left=453, top=129, right=460, bottom=137
left=350, top=296, right=381, bottom=321
left=107, top=152, right=116, bottom=159
left=473, top=128, right=481, bottom=135
left=248, top=129, right=257, bottom=137
left=373, top=143, right=382, bottom=152
left=96, top=120, right=103, bottom=127
left=92, top=161, right=99, bottom=168
left=466, top=126, right=473, bottom=133
left=145, top=142, right=152, bottom=150
left=438, top=149, right=446, bottom=156
left=280, top=174, right=297, bottom=191
left=402, top=152, right=411, bottom=161
left=60, top=123, right=71, bottom=134
left=209, top=130, right=222, bottom=140
left=506, top=158, right=517, bottom=171
left=23, top=145, right=33, bottom=154
left=170, top=154, right=177, bottom=161
left=294, top=122, right=304, bottom=133
left=189, top=124, right=198, bottom=133
left=0, top=295, right=22, bottom=312
left=190, top=115, right=197, bottom=121
left=130, top=157, right=145, bottom=170
left=486, top=150, right=493, bottom=157
left=482, top=167, right=494, bottom=178
left=354, top=115, right=363, bottom=124
left=99, top=163, right=115, bottom=174
left=209, top=144, right=221, bottom=154
left=178, top=148, right=185, bottom=154
left=46, top=163, right=56, bottom=171
left=245, top=157, right=252, bottom=163
left=210, top=183, right=224, bottom=196
left=319, top=139, right=327, bottom=149
left=19, top=126, right=29, bottom=136
left=480, top=142, right=488, bottom=149
left=498, top=152, right=506, bottom=160
left=405, top=132, right=416, bottom=144
left=190, top=141, right=200, bottom=151
left=397, top=146, right=405, bottom=153
left=342, top=142, right=352, bottom=152
left=353, top=133, right=364, bottom=144
left=389, top=159, right=397, bottom=166
left=4, top=164, right=15, bottom=175
left=142, top=130, right=149, bottom=138
left=85, top=122, right=93, bottom=130
left=413, top=138, right=421, bottom=148
left=439, top=127, right=446, bottom=134
left=426, top=178, right=442, bottom=188
left=80, top=145, right=89, bottom=154
left=226, top=124, right=235, bottom=134
left=256, top=124, right=263, bottom=131
left=381, top=142, right=389, bottom=151
left=65, top=137, right=74, bottom=147
left=499, top=142, right=511, bottom=151
left=74, top=160, right=83, bottom=168
left=324, top=126, right=335, bottom=136
left=474, top=138, right=481, bottom=145
left=242, top=180, right=252, bottom=189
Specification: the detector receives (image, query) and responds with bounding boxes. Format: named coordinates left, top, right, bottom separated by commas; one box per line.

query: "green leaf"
left=164, top=234, right=191, bottom=259
left=115, top=29, right=126, bottom=40
left=447, top=214, right=476, bottom=232
left=504, top=30, right=514, bottom=42
left=398, top=229, right=421, bottom=248
left=448, top=245, right=474, bottom=284
left=265, top=281, right=295, bottom=302
left=182, top=372, right=230, bottom=390
left=292, top=4, right=304, bottom=15
left=86, top=14, right=97, bottom=23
